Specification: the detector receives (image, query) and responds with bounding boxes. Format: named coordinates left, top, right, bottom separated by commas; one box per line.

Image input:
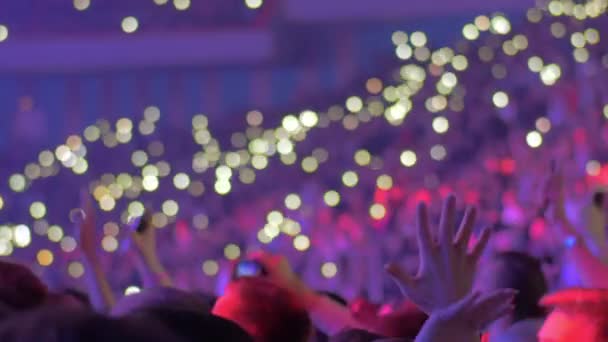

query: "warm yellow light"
left=400, top=150, right=417, bottom=167
left=491, top=16, right=511, bottom=34
left=73, top=0, right=90, bottom=10
left=535, top=117, right=552, bottom=133
left=67, top=261, right=85, bottom=278
left=193, top=214, right=209, bottom=230
left=142, top=176, right=159, bottom=192
left=9, top=174, right=26, bottom=192
left=131, top=150, right=148, bottom=167
left=302, top=157, right=319, bottom=173
left=13, top=225, right=31, bottom=247
left=60, top=236, right=77, bottom=253
left=321, top=262, right=338, bottom=278
left=144, top=106, right=161, bottom=122
left=285, top=194, right=302, bottom=210
left=266, top=211, right=283, bottom=226
left=323, top=191, right=340, bottom=207
left=29, top=202, right=46, bottom=219
left=376, top=175, right=393, bottom=190
left=463, top=24, right=479, bottom=40
left=299, top=110, right=319, bottom=128
left=430, top=145, right=447, bottom=161
left=370, top=203, right=387, bottom=220
left=215, top=180, right=232, bottom=195
left=244, top=0, right=263, bottom=9
left=173, top=0, right=191, bottom=10
left=492, top=91, right=509, bottom=108
left=526, top=131, right=543, bottom=148
left=432, top=116, right=449, bottom=134
left=410, top=31, right=427, bottom=47
left=124, top=286, right=141, bottom=295
left=47, top=225, right=64, bottom=242
left=162, top=200, right=179, bottom=216
left=202, top=260, right=219, bottom=276
left=101, top=236, right=119, bottom=252
left=173, top=173, right=191, bottom=190
left=0, top=25, right=8, bottom=42
left=293, top=235, right=311, bottom=251
left=342, top=171, right=359, bottom=187
left=121, top=16, right=139, bottom=33
left=224, top=244, right=241, bottom=260
left=37, top=249, right=54, bottom=266
left=99, top=195, right=116, bottom=211
left=346, top=97, right=363, bottom=113
left=354, top=150, right=371, bottom=166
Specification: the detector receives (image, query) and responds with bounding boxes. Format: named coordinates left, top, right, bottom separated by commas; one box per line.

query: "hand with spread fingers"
left=386, top=195, right=490, bottom=315
left=415, top=289, right=517, bottom=342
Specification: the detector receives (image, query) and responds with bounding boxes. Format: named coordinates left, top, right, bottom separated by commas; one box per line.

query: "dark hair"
left=493, top=251, right=548, bottom=322
left=0, top=261, right=48, bottom=312
left=131, top=307, right=253, bottom=342
left=330, top=328, right=385, bottom=342
left=0, top=307, right=180, bottom=342
left=60, top=288, right=92, bottom=308
left=213, top=277, right=312, bottom=342
left=111, top=287, right=211, bottom=317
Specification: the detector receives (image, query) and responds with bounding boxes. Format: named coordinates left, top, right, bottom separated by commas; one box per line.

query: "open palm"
left=386, top=195, right=490, bottom=315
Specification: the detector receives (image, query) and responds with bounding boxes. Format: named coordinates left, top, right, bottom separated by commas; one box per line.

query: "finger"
left=454, top=206, right=477, bottom=247
left=472, top=290, right=516, bottom=329
left=439, top=195, right=456, bottom=247
left=416, top=202, right=433, bottom=253
left=385, top=263, right=416, bottom=292
left=468, top=227, right=491, bottom=262
left=476, top=303, right=514, bottom=331
left=450, top=291, right=480, bottom=316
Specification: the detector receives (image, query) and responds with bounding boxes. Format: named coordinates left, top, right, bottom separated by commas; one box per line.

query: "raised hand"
left=129, top=211, right=156, bottom=260
left=386, top=195, right=490, bottom=315
left=77, top=189, right=116, bottom=310
left=129, top=210, right=173, bottom=288
left=415, top=289, right=516, bottom=342
left=78, top=189, right=98, bottom=261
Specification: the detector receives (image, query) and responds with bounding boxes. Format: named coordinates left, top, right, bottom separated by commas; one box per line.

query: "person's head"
left=129, top=307, right=253, bottom=342
left=0, top=307, right=180, bottom=342
left=538, top=288, right=608, bottom=342
left=111, top=287, right=211, bottom=317
left=475, top=251, right=547, bottom=323
left=213, top=277, right=312, bottom=342
left=0, top=261, right=48, bottom=315
left=45, top=288, right=91, bottom=310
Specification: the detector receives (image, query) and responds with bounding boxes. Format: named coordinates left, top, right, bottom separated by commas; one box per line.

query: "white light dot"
left=526, top=131, right=543, bottom=148
left=293, top=235, right=310, bottom=251
left=125, top=286, right=141, bottom=296
left=121, top=17, right=139, bottom=34
left=400, top=150, right=417, bottom=167
left=13, top=225, right=31, bottom=248
left=430, top=145, right=447, bottom=161
left=0, top=25, right=9, bottom=42
left=493, top=91, right=509, bottom=108
left=245, top=0, right=263, bottom=9
left=321, top=262, right=338, bottom=278
left=432, top=116, right=449, bottom=134
left=173, top=0, right=191, bottom=10
left=73, top=0, right=90, bottom=11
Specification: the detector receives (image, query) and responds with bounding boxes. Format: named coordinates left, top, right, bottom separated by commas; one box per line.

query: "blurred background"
left=0, top=0, right=607, bottom=302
